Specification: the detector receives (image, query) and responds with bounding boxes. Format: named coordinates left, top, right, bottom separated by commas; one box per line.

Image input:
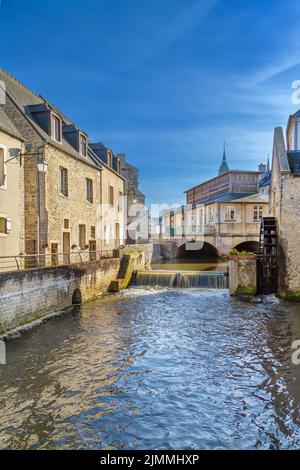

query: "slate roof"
left=259, top=170, right=271, bottom=187
left=0, top=105, right=24, bottom=140
left=287, top=151, right=300, bottom=174
left=198, top=192, right=268, bottom=206
left=201, top=192, right=257, bottom=206
left=0, top=69, right=100, bottom=169
left=90, top=142, right=121, bottom=174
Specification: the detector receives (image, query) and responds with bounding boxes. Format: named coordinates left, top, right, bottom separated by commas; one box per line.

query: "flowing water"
left=0, top=289, right=300, bottom=450
left=134, top=271, right=228, bottom=289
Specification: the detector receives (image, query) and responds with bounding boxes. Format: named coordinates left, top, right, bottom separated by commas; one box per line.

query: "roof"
left=273, top=126, right=290, bottom=173
left=0, top=105, right=24, bottom=140
left=89, top=142, right=125, bottom=180
left=259, top=170, right=271, bottom=187
left=0, top=68, right=99, bottom=169
left=201, top=192, right=258, bottom=205
left=184, top=169, right=260, bottom=193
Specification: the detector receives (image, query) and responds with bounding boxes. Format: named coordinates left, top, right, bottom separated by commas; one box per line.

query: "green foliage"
left=235, top=285, right=257, bottom=296
left=229, top=248, right=254, bottom=256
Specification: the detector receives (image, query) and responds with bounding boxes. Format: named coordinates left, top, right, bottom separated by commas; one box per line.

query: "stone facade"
left=0, top=116, right=25, bottom=262
left=270, top=121, right=300, bottom=298
left=0, top=69, right=128, bottom=262
left=0, top=249, right=147, bottom=334
left=162, top=193, right=269, bottom=256
left=229, top=256, right=257, bottom=296
left=118, top=153, right=147, bottom=244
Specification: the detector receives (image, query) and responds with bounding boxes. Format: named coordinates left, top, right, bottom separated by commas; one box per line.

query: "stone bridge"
left=159, top=234, right=260, bottom=260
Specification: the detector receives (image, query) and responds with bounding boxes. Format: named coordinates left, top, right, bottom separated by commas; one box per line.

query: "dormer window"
left=117, top=159, right=121, bottom=174
left=108, top=150, right=113, bottom=168
left=51, top=113, right=62, bottom=142
left=79, top=133, right=87, bottom=156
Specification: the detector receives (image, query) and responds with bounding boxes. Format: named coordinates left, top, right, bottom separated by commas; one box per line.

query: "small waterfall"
left=180, top=271, right=228, bottom=289
left=133, top=270, right=228, bottom=289
left=134, top=271, right=177, bottom=287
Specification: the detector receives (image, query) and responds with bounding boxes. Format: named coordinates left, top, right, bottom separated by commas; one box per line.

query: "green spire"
left=218, top=142, right=230, bottom=175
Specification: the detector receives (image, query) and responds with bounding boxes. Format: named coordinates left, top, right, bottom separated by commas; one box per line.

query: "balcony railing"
left=0, top=250, right=116, bottom=273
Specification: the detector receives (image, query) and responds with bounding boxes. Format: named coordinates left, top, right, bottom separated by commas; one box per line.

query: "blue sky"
left=1, top=0, right=300, bottom=206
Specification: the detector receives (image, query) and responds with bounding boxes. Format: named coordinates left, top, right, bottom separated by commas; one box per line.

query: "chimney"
left=117, top=153, right=126, bottom=163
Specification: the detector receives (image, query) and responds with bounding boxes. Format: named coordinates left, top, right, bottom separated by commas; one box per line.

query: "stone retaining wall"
left=229, top=256, right=257, bottom=297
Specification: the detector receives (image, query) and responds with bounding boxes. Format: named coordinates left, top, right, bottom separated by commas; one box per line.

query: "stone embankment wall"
left=229, top=256, right=257, bottom=297
left=0, top=247, right=149, bottom=335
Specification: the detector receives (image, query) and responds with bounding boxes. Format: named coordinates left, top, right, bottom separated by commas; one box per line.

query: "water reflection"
left=151, top=258, right=228, bottom=272
left=0, top=290, right=300, bottom=449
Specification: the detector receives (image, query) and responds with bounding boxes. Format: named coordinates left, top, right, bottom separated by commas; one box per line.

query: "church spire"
left=218, top=142, right=230, bottom=175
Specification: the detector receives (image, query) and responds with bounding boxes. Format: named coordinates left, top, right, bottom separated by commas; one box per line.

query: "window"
left=59, top=167, right=68, bottom=196
left=64, top=218, right=69, bottom=229
left=0, top=217, right=7, bottom=234
left=79, top=225, right=86, bottom=249
left=51, top=113, right=62, bottom=142
left=118, top=191, right=123, bottom=212
left=117, top=159, right=121, bottom=174
left=108, top=151, right=112, bottom=167
left=254, top=205, right=263, bottom=221
left=86, top=178, right=93, bottom=203
left=91, top=226, right=96, bottom=239
left=79, top=133, right=87, bottom=156
left=225, top=206, right=236, bottom=221
left=109, top=185, right=114, bottom=207
left=208, top=207, right=214, bottom=223
left=0, top=147, right=7, bottom=188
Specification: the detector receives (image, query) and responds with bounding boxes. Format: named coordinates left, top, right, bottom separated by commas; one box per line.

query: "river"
left=0, top=288, right=300, bottom=449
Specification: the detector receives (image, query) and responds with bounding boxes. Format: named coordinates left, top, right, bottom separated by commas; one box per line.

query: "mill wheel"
left=257, top=217, right=278, bottom=295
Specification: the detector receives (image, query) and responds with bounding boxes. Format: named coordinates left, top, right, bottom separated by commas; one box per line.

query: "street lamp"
left=37, top=159, right=48, bottom=174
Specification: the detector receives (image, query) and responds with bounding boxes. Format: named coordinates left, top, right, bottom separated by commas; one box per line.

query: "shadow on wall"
left=232, top=241, right=260, bottom=253
left=176, top=241, right=219, bottom=259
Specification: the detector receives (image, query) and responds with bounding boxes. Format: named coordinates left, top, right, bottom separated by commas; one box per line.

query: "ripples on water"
left=0, top=288, right=300, bottom=450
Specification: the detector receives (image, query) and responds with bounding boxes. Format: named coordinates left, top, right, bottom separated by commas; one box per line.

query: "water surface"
left=0, top=289, right=300, bottom=450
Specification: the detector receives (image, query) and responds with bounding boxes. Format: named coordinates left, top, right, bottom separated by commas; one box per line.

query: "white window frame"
left=0, top=144, right=7, bottom=190
left=79, top=133, right=87, bottom=157
left=224, top=206, right=236, bottom=221
left=107, top=150, right=113, bottom=168
left=253, top=205, right=263, bottom=221
left=59, top=166, right=68, bottom=197
left=51, top=112, right=62, bottom=143
left=86, top=178, right=93, bottom=203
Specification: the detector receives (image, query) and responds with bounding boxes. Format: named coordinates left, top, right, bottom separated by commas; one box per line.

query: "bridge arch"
left=176, top=241, right=219, bottom=259
left=232, top=241, right=260, bottom=254
left=72, top=288, right=82, bottom=305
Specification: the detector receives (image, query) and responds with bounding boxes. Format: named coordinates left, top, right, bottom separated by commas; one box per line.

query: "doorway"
left=89, top=240, right=96, bottom=261
left=63, top=232, right=70, bottom=264
left=115, top=223, right=120, bottom=249
left=51, top=243, right=58, bottom=266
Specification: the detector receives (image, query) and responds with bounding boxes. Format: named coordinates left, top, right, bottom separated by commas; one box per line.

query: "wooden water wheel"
left=257, top=217, right=278, bottom=295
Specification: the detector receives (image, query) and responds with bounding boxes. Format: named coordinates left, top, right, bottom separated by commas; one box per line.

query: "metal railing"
left=0, top=250, right=116, bottom=273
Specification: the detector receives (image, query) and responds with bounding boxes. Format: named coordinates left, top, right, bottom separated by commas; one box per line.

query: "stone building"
left=0, top=69, right=125, bottom=263
left=270, top=111, right=300, bottom=297
left=117, top=153, right=147, bottom=244
left=0, top=105, right=25, bottom=263
left=162, top=151, right=270, bottom=256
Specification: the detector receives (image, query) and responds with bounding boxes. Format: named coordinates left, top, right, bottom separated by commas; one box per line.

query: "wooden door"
left=89, top=240, right=96, bottom=261
left=51, top=243, right=58, bottom=266
left=63, top=232, right=70, bottom=264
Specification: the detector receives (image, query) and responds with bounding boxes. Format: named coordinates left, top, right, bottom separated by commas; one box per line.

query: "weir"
left=133, top=270, right=228, bottom=289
